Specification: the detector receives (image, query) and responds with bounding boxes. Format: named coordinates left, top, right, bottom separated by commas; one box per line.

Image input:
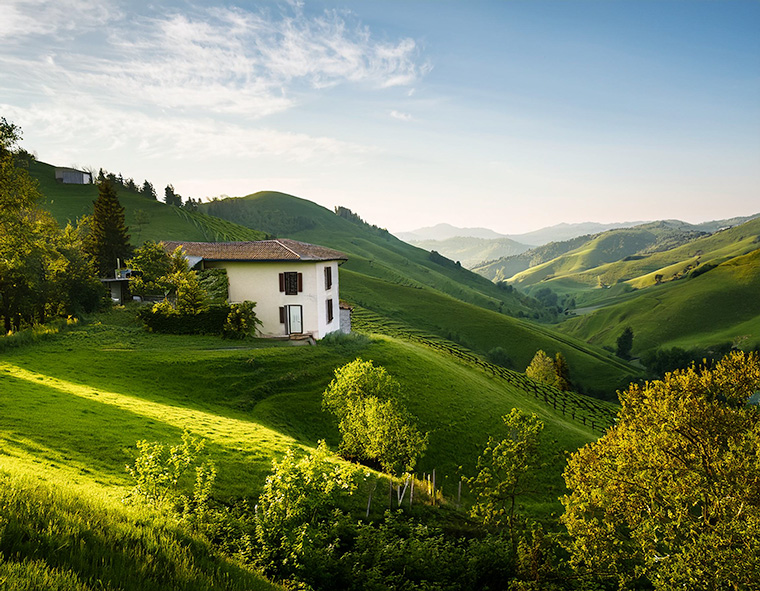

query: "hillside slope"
left=557, top=248, right=760, bottom=354
left=201, top=191, right=542, bottom=318
left=478, top=222, right=707, bottom=288
left=0, top=309, right=606, bottom=511
left=29, top=160, right=268, bottom=244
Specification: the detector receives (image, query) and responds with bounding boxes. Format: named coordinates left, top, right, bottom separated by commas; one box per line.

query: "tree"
left=562, top=351, right=760, bottom=590
left=164, top=184, right=182, bottom=207
left=126, top=241, right=173, bottom=298
left=1, top=118, right=102, bottom=330
left=467, top=409, right=544, bottom=548
left=323, top=358, right=428, bottom=475
left=553, top=352, right=571, bottom=392
left=525, top=350, right=559, bottom=387
left=616, top=326, right=634, bottom=359
left=85, top=180, right=131, bottom=276
left=141, top=180, right=157, bottom=200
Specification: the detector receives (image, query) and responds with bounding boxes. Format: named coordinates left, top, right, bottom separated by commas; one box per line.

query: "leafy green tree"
left=467, top=409, right=544, bottom=548
left=616, top=326, right=634, bottom=359
left=254, top=441, right=357, bottom=576
left=553, top=352, right=571, bottom=392
left=323, top=359, right=428, bottom=475
left=1, top=118, right=101, bottom=330
left=125, top=430, right=215, bottom=510
left=525, top=350, right=558, bottom=386
left=562, top=351, right=760, bottom=590
left=85, top=180, right=131, bottom=276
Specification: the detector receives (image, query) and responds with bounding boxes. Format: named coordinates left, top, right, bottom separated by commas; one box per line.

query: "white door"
left=288, top=305, right=303, bottom=334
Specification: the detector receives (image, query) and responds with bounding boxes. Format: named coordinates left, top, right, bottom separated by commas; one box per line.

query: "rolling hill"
left=556, top=247, right=760, bottom=355
left=28, top=160, right=269, bottom=244
left=201, top=191, right=543, bottom=318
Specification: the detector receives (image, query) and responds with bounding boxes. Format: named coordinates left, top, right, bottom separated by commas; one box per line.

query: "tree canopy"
left=1, top=118, right=102, bottom=331
left=323, top=358, right=427, bottom=475
left=562, top=351, right=760, bottom=590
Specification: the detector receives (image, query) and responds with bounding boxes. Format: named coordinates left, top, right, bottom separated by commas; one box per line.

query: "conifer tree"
left=86, top=180, right=131, bottom=276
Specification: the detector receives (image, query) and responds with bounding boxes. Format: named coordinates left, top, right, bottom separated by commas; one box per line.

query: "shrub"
left=138, top=303, right=232, bottom=335
left=223, top=301, right=262, bottom=339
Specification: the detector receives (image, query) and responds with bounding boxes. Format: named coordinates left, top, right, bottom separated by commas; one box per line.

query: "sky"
left=2, top=0, right=758, bottom=235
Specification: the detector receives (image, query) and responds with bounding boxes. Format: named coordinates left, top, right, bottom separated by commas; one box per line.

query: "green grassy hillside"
left=201, top=191, right=542, bottom=318
left=341, top=270, right=639, bottom=396
left=1, top=308, right=606, bottom=509
left=29, top=160, right=268, bottom=244
left=557, top=248, right=760, bottom=355
left=506, top=222, right=707, bottom=290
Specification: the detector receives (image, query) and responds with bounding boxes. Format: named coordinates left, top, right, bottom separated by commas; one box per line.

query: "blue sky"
left=2, top=0, right=758, bottom=234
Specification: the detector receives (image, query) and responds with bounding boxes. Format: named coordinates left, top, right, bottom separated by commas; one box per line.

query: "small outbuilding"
left=55, top=167, right=92, bottom=184
left=162, top=239, right=349, bottom=340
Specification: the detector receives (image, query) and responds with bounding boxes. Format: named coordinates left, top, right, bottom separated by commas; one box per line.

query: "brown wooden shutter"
left=297, top=273, right=303, bottom=292
left=279, top=306, right=286, bottom=323
left=279, top=273, right=285, bottom=292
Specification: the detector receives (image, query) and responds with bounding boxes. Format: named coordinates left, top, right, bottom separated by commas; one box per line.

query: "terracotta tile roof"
left=161, top=239, right=348, bottom=262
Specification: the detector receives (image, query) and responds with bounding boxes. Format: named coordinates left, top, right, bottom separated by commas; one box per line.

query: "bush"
left=223, top=301, right=262, bottom=339
left=138, top=303, right=232, bottom=335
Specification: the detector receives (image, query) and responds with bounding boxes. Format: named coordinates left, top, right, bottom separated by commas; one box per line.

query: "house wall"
left=203, top=260, right=341, bottom=340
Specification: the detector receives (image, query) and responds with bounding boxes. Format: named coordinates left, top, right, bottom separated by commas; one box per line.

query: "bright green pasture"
left=0, top=471, right=279, bottom=591
left=341, top=270, right=640, bottom=397
left=558, top=249, right=760, bottom=354
left=1, top=308, right=599, bottom=514
left=29, top=160, right=267, bottom=244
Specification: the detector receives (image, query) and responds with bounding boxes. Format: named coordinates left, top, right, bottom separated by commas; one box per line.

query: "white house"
left=162, top=239, right=348, bottom=340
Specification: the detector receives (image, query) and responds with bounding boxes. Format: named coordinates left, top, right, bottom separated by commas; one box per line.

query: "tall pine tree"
left=86, top=180, right=131, bottom=276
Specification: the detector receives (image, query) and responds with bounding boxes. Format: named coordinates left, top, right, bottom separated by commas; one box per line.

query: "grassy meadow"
left=557, top=248, right=760, bottom=355
left=29, top=160, right=268, bottom=244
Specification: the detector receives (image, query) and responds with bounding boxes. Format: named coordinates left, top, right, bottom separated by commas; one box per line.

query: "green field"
left=557, top=248, right=760, bottom=354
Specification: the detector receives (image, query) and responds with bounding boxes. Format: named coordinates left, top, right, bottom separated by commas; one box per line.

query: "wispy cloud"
left=2, top=3, right=429, bottom=118
left=390, top=110, right=413, bottom=122
left=2, top=99, right=371, bottom=164
left=0, top=0, right=121, bottom=41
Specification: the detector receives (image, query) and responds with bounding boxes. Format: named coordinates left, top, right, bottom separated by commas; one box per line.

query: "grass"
left=28, top=160, right=268, bottom=245
left=0, top=307, right=607, bottom=513
left=0, top=471, right=279, bottom=591
left=557, top=248, right=760, bottom=354
left=341, top=269, right=640, bottom=397
left=199, top=191, right=542, bottom=318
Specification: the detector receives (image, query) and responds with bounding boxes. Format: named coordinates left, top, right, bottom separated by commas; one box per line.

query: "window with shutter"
left=326, top=299, right=334, bottom=323
left=283, top=272, right=300, bottom=295
left=324, top=266, right=332, bottom=290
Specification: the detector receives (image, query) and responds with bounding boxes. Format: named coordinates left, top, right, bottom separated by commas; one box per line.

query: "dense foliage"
left=0, top=118, right=103, bottom=331
left=323, top=358, right=428, bottom=474
left=84, top=180, right=132, bottom=277
left=562, top=351, right=760, bottom=589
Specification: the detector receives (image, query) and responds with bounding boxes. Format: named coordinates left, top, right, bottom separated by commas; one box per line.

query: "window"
left=279, top=272, right=302, bottom=295
left=326, top=299, right=334, bottom=323
left=324, top=265, right=333, bottom=290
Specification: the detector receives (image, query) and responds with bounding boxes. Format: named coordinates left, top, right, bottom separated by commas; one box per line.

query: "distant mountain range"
left=397, top=217, right=760, bottom=269
left=396, top=220, right=649, bottom=246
